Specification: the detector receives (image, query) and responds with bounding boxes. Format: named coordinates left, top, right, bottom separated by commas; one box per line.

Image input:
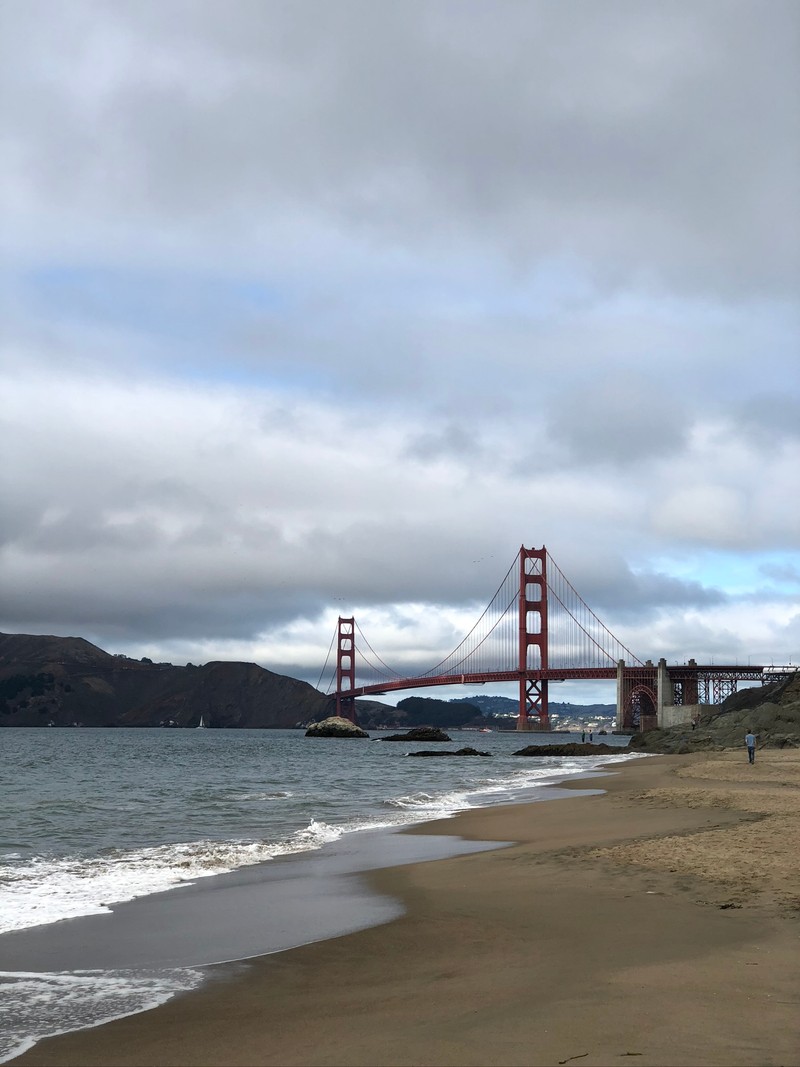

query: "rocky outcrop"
left=630, top=672, right=800, bottom=754
left=407, top=747, right=491, bottom=757
left=381, top=727, right=452, bottom=742
left=513, top=743, right=621, bottom=756
left=305, top=716, right=369, bottom=738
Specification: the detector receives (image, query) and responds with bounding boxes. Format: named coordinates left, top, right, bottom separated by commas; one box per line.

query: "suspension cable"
left=547, top=552, right=643, bottom=666
left=354, top=620, right=404, bottom=680
left=421, top=556, right=518, bottom=675
left=315, top=625, right=337, bottom=692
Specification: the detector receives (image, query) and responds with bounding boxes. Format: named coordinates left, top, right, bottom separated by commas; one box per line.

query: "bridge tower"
left=335, top=616, right=357, bottom=723
left=518, top=546, right=550, bottom=731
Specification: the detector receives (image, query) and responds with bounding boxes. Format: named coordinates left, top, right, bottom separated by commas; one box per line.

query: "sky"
left=2, top=0, right=799, bottom=707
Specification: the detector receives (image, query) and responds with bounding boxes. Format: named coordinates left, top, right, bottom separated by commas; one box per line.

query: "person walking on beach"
left=745, top=730, right=756, bottom=764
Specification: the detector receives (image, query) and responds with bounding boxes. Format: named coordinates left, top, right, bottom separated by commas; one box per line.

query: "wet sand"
left=12, top=752, right=800, bottom=1067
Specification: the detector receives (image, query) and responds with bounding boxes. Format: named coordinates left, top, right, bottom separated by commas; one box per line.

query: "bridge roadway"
left=347, top=664, right=780, bottom=700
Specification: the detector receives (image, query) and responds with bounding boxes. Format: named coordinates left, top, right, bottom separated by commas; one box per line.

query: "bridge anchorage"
left=324, top=546, right=793, bottom=732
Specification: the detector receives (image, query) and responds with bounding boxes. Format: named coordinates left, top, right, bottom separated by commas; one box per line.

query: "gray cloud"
left=545, top=374, right=687, bottom=466
left=2, top=2, right=798, bottom=297
left=551, top=554, right=728, bottom=618
left=735, top=395, right=800, bottom=447
left=1, top=2, right=798, bottom=691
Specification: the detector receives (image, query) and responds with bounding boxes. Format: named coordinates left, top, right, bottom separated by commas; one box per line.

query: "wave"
left=0, top=840, right=282, bottom=935
left=291, top=818, right=344, bottom=848
left=227, top=791, right=293, bottom=801
left=0, top=968, right=203, bottom=1065
left=0, top=751, right=643, bottom=937
left=383, top=789, right=472, bottom=815
left=0, top=822, right=365, bottom=935
left=1, top=817, right=402, bottom=935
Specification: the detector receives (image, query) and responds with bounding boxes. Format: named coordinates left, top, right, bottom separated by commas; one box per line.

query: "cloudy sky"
left=2, top=0, right=798, bottom=705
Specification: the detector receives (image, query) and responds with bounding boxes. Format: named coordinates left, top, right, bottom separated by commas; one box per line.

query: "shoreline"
left=11, top=751, right=800, bottom=1066
left=0, top=730, right=632, bottom=943
left=0, top=766, right=620, bottom=973
left=0, top=756, right=630, bottom=1063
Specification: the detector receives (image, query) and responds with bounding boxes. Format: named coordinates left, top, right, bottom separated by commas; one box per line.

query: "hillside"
left=631, top=672, right=800, bottom=754
left=0, top=632, right=335, bottom=728
left=0, top=632, right=118, bottom=668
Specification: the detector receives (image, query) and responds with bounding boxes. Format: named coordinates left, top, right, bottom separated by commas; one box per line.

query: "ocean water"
left=0, top=726, right=636, bottom=1061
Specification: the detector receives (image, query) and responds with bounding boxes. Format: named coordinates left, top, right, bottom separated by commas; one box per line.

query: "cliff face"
left=630, top=672, right=800, bottom=753
left=0, top=632, right=335, bottom=728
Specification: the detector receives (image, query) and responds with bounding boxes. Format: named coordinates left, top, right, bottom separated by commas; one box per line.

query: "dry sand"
left=12, top=752, right=800, bottom=1067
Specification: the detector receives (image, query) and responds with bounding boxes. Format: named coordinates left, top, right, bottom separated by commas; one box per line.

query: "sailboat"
left=196, top=713, right=206, bottom=729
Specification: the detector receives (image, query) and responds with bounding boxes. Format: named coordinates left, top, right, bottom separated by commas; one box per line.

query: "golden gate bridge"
left=319, top=546, right=792, bottom=731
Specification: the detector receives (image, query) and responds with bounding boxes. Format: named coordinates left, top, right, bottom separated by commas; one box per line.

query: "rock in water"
left=513, top=742, right=620, bottom=756
left=407, top=747, right=491, bottom=757
left=305, top=716, right=369, bottom=738
left=381, top=727, right=452, bottom=742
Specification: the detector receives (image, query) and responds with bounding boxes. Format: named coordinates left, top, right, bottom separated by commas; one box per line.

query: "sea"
left=0, top=726, right=638, bottom=1062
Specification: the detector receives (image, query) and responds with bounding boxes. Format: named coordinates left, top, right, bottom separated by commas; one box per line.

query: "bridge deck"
left=347, top=665, right=784, bottom=700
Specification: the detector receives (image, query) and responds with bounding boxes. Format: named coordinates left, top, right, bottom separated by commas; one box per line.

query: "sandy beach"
left=12, top=751, right=800, bottom=1067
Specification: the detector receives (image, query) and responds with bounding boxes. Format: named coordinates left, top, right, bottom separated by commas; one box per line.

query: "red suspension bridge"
left=321, top=546, right=792, bottom=731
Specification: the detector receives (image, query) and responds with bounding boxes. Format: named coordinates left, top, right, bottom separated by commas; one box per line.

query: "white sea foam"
left=228, top=790, right=293, bottom=801
left=384, top=788, right=473, bottom=816
left=384, top=791, right=436, bottom=808
left=0, top=840, right=285, bottom=935
left=384, top=752, right=640, bottom=818
left=291, top=818, right=344, bottom=847
left=0, top=814, right=416, bottom=935
left=0, top=823, right=388, bottom=935
left=0, top=968, right=204, bottom=1064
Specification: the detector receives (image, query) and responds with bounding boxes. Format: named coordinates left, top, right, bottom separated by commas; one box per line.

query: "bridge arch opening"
left=626, top=684, right=656, bottom=731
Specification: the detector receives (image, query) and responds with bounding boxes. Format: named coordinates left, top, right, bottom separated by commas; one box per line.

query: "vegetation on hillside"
left=631, top=673, right=800, bottom=753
